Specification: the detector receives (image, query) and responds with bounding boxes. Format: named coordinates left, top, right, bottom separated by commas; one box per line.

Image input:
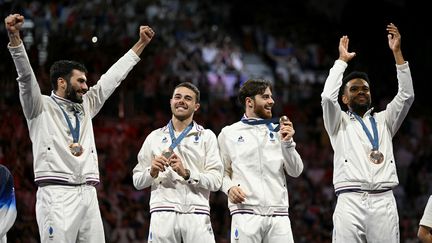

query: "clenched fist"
left=5, top=14, right=24, bottom=34
left=5, top=13, right=24, bottom=46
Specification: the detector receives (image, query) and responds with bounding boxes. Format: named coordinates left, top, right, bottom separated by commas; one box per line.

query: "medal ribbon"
left=241, top=117, right=281, bottom=132
left=51, top=97, right=80, bottom=143
left=168, top=120, right=194, bottom=151
left=353, top=113, right=379, bottom=150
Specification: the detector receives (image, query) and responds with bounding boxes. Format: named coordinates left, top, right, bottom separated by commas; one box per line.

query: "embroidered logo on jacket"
left=148, top=231, right=153, bottom=242
left=237, top=136, right=244, bottom=143
left=269, top=132, right=275, bottom=141
left=234, top=227, right=240, bottom=240
left=48, top=226, right=54, bottom=240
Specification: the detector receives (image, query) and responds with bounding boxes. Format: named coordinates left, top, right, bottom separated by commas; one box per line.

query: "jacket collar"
left=161, top=120, right=203, bottom=134
left=347, top=107, right=375, bottom=118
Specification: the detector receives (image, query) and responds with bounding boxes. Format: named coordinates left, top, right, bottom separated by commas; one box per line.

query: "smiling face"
left=170, top=86, right=200, bottom=121
left=246, top=87, right=274, bottom=119
left=64, top=69, right=88, bottom=103
left=342, top=78, right=371, bottom=115
left=50, top=60, right=88, bottom=103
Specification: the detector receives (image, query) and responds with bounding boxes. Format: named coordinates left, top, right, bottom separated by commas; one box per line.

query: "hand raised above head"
left=387, top=23, right=401, bottom=52
left=139, top=25, right=155, bottom=46
left=132, top=25, right=155, bottom=55
left=5, top=14, right=24, bottom=34
left=338, top=35, right=356, bottom=63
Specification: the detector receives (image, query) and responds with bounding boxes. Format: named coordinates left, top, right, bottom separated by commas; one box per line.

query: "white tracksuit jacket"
left=321, top=60, right=414, bottom=194
left=132, top=122, right=223, bottom=215
left=218, top=119, right=303, bottom=216
left=8, top=43, right=140, bottom=184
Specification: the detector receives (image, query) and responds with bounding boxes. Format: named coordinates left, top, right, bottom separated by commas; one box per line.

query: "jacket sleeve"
left=383, top=62, right=415, bottom=137
left=0, top=196, right=16, bottom=238
left=420, top=196, right=432, bottom=228
left=187, top=130, right=223, bottom=192
left=132, top=132, right=155, bottom=190
left=281, top=139, right=303, bottom=177
left=321, top=60, right=347, bottom=136
left=0, top=165, right=17, bottom=238
left=84, top=50, right=140, bottom=118
left=8, top=43, right=43, bottom=120
left=218, top=129, right=235, bottom=195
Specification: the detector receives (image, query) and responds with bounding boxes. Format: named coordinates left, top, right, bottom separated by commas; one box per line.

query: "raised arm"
left=321, top=36, right=355, bottom=135
left=132, top=25, right=155, bottom=56
left=383, top=23, right=414, bottom=135
left=6, top=14, right=43, bottom=119
left=84, top=25, right=155, bottom=117
left=387, top=23, right=404, bottom=65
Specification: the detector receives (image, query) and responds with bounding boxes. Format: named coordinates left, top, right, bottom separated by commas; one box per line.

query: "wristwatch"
left=183, top=169, right=190, bottom=180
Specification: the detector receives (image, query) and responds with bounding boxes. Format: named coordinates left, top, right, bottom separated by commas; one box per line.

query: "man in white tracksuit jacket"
left=218, top=79, right=303, bottom=243
left=321, top=23, right=414, bottom=243
left=133, top=82, right=223, bottom=243
left=6, top=13, right=154, bottom=242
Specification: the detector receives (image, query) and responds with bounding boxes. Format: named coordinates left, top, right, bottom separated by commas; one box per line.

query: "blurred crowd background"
left=0, top=0, right=431, bottom=242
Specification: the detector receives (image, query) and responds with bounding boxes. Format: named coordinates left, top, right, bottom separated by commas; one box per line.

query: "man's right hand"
left=5, top=14, right=24, bottom=34
left=338, top=35, right=356, bottom=63
left=150, top=155, right=169, bottom=178
left=5, top=14, right=24, bottom=46
left=228, top=186, right=247, bottom=204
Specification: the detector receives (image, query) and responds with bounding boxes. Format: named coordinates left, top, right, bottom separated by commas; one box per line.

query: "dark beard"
left=254, top=106, right=272, bottom=119
left=66, top=83, right=83, bottom=103
left=350, top=102, right=370, bottom=116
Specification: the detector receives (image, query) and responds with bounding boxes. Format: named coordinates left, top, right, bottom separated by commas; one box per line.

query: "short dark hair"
left=174, top=82, right=200, bottom=103
left=238, top=79, right=272, bottom=107
left=341, top=71, right=370, bottom=95
left=49, top=60, right=87, bottom=91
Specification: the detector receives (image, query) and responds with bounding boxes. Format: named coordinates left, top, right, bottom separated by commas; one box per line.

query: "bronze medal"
left=162, top=149, right=173, bottom=159
left=70, top=143, right=84, bottom=156
left=369, top=150, right=384, bottom=164
left=279, top=115, right=290, bottom=124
